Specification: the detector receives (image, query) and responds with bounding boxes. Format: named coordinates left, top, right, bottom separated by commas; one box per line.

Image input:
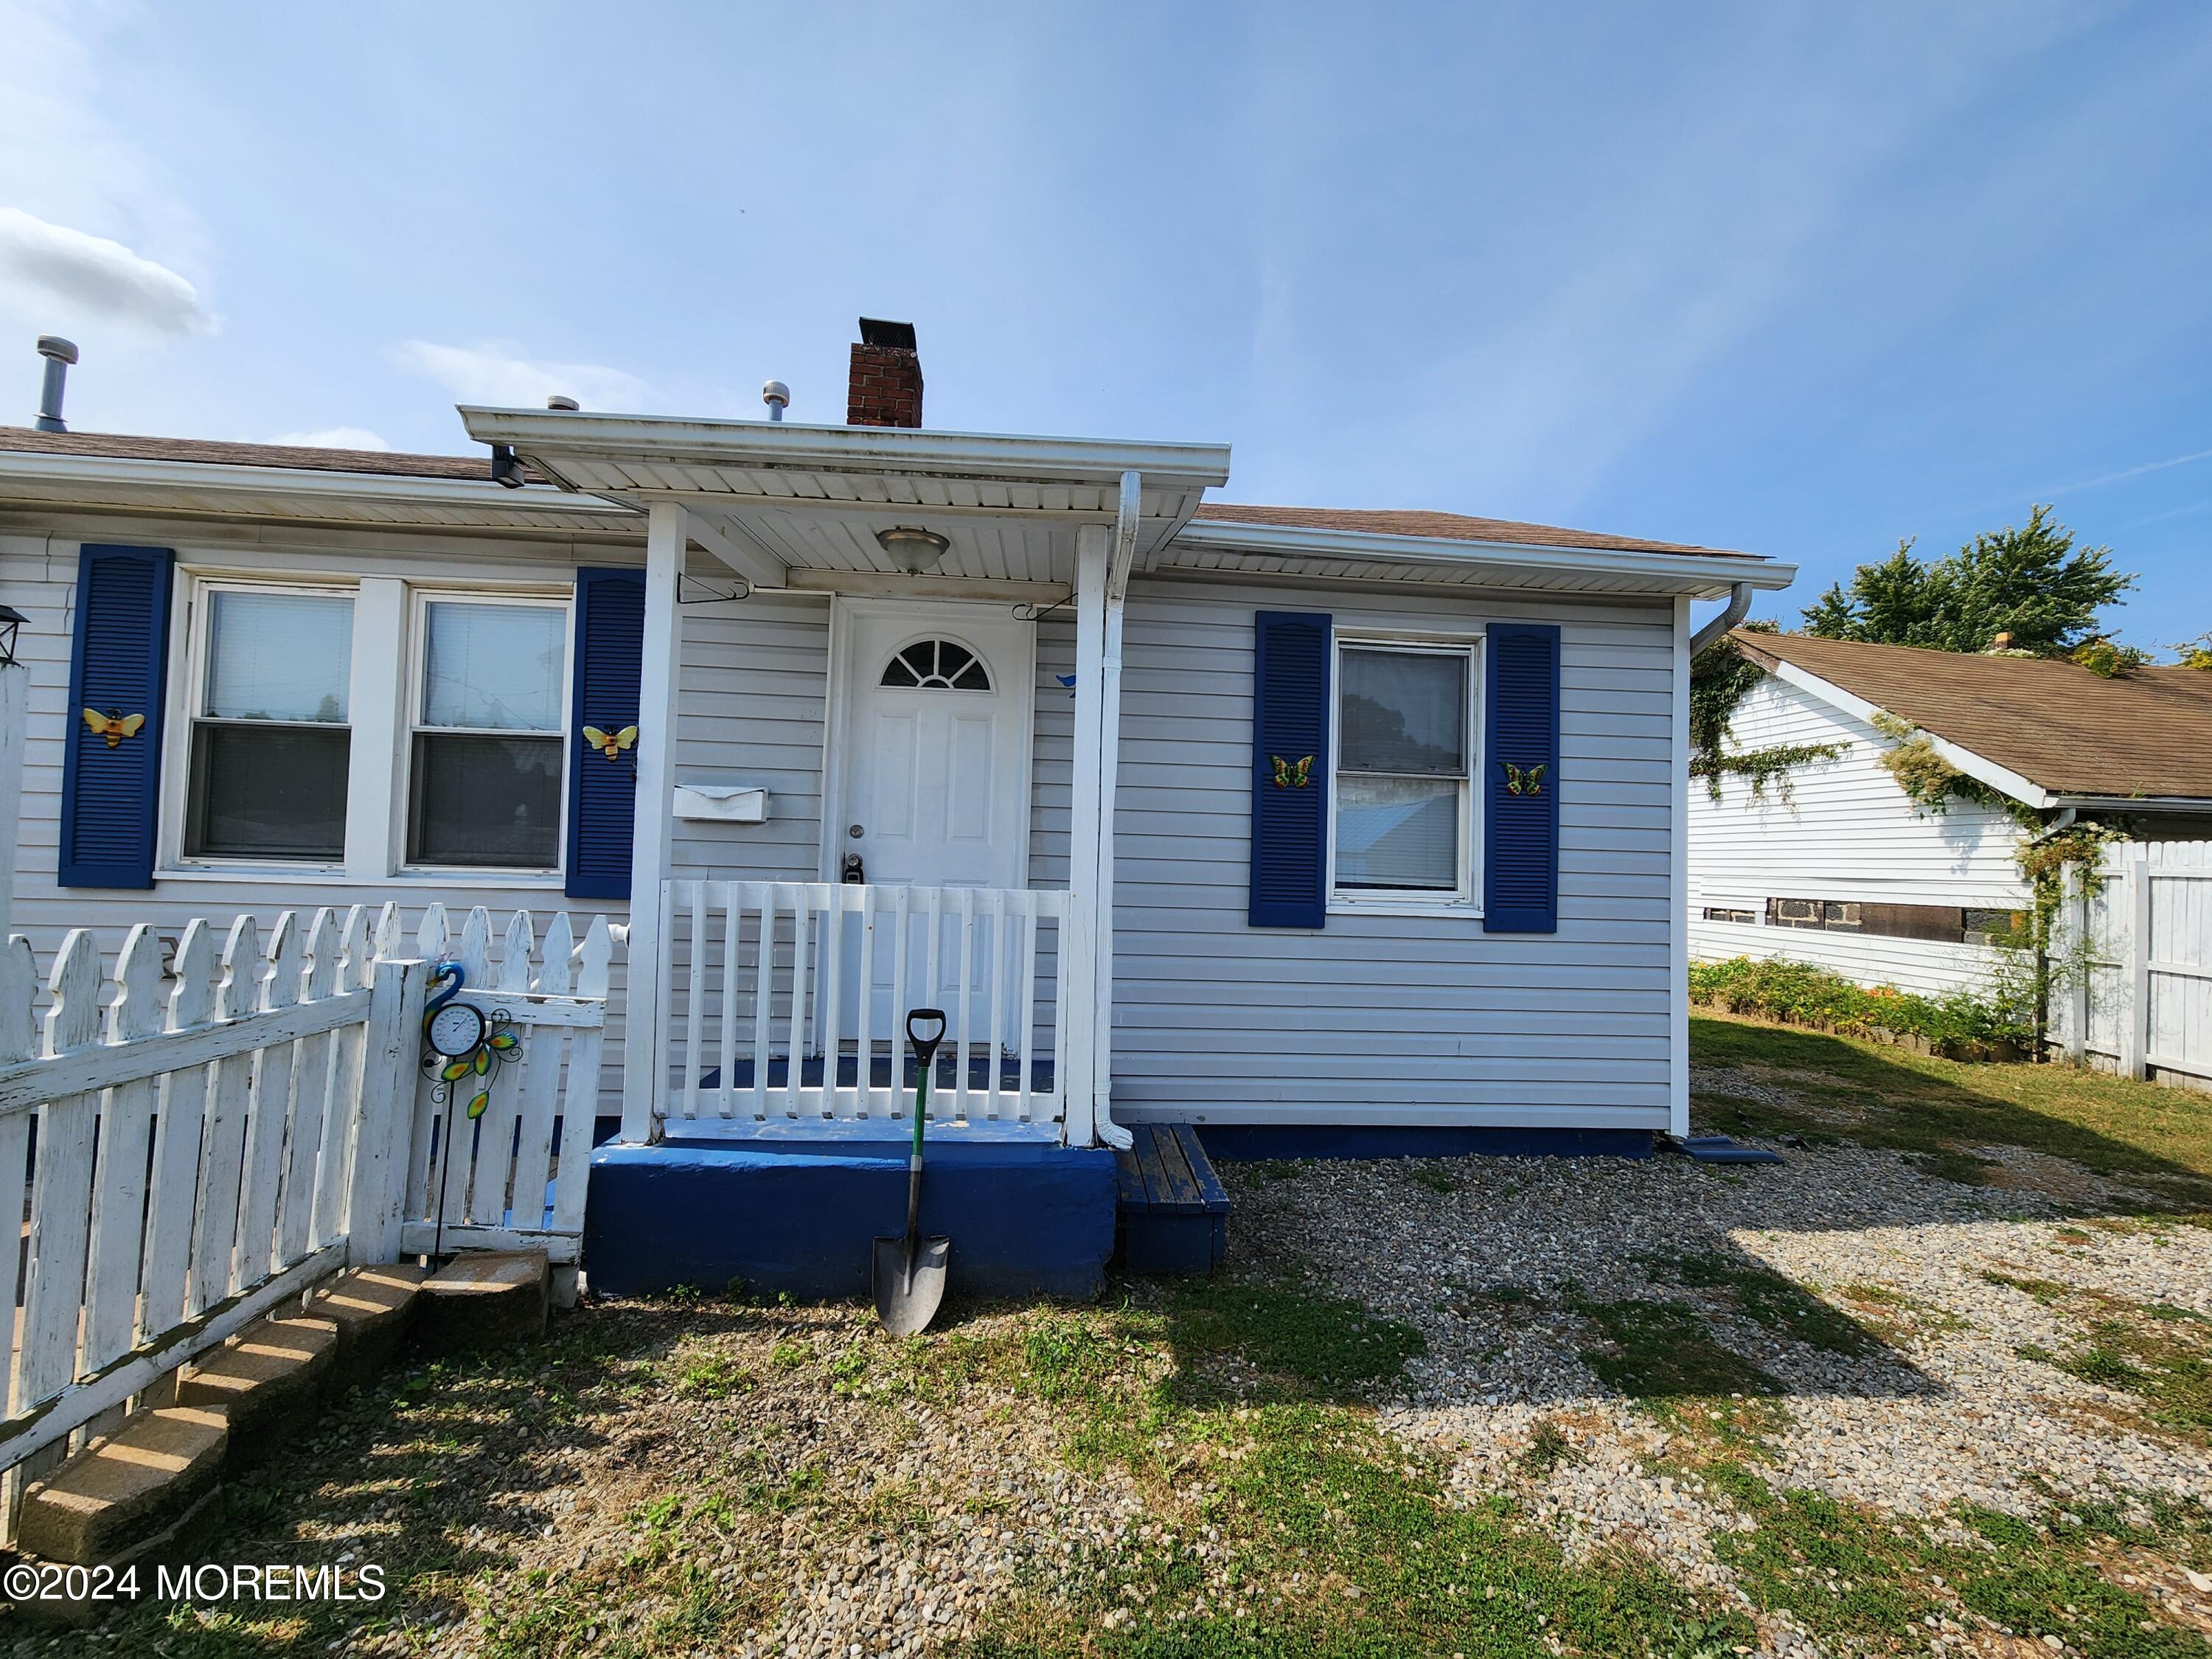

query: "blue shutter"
left=1249, top=610, right=1331, bottom=928
left=565, top=568, right=646, bottom=900
left=1483, top=622, right=1560, bottom=933
left=59, top=545, right=175, bottom=889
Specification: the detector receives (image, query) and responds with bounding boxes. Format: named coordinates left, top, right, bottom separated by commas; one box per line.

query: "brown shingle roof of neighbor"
left=0, top=425, right=500, bottom=481
left=1732, top=629, right=2212, bottom=802
left=1189, top=501, right=1753, bottom=558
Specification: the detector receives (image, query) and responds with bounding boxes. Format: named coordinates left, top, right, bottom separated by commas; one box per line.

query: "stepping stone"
left=307, top=1262, right=425, bottom=1374
left=417, top=1250, right=549, bottom=1356
left=17, top=1405, right=228, bottom=1566
left=175, top=1314, right=338, bottom=1463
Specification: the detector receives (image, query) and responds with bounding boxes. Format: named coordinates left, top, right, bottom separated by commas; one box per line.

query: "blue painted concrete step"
left=584, top=1136, right=1116, bottom=1302
left=1116, top=1124, right=1229, bottom=1276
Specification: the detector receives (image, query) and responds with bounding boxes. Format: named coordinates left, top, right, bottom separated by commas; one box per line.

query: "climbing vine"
left=1689, top=631, right=1845, bottom=802
left=1868, top=711, right=2129, bottom=1049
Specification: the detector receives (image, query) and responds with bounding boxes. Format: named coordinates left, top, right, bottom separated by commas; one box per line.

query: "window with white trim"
left=1330, top=639, right=1475, bottom=906
left=184, top=583, right=355, bottom=861
left=406, top=596, right=569, bottom=870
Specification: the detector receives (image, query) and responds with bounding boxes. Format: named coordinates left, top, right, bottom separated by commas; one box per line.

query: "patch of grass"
left=1691, top=1012, right=2212, bottom=1206
left=1915, top=1148, right=2000, bottom=1186
left=1565, top=1291, right=1784, bottom=1400
left=2003, top=1283, right=2212, bottom=1438
left=1983, top=1270, right=2070, bottom=1301
left=1707, top=1468, right=2212, bottom=1656
left=1409, top=1165, right=1459, bottom=1195
left=1160, top=1279, right=1426, bottom=1405
left=768, top=1339, right=809, bottom=1370
left=672, top=1346, right=754, bottom=1399
left=1838, top=1282, right=1971, bottom=1338
left=1665, top=1250, right=1882, bottom=1358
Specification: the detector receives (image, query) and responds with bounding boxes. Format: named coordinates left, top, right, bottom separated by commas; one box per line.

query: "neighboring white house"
left=1688, top=628, right=2212, bottom=998
left=1, top=321, right=1797, bottom=1174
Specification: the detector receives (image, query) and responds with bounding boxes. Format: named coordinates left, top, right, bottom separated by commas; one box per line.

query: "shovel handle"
left=906, top=1007, right=946, bottom=1065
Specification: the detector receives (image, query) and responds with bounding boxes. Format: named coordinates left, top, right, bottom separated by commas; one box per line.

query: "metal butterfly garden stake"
left=420, top=961, right=519, bottom=1256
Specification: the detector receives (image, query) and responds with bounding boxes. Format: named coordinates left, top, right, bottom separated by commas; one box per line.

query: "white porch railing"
left=661, top=880, right=1068, bottom=1136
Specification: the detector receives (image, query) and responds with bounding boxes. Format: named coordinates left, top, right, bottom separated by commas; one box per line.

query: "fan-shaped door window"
left=880, top=638, right=992, bottom=692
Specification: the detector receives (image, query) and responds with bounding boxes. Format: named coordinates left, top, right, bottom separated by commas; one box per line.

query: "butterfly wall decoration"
left=581, top=723, right=639, bottom=762
left=1500, top=761, right=1548, bottom=797
left=1270, top=754, right=1315, bottom=789
left=81, top=709, right=145, bottom=748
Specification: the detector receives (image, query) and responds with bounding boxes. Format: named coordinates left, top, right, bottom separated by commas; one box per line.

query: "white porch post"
left=619, top=501, right=688, bottom=1142
left=1062, top=526, right=1108, bottom=1145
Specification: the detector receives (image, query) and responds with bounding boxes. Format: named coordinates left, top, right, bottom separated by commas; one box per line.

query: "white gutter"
left=1173, top=518, right=1794, bottom=597
left=0, top=448, right=640, bottom=526
left=457, top=407, right=1233, bottom=492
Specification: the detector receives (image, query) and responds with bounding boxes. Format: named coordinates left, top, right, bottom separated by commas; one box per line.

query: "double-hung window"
left=1330, top=640, right=1475, bottom=907
left=406, top=596, right=568, bottom=870
left=184, top=585, right=355, bottom=862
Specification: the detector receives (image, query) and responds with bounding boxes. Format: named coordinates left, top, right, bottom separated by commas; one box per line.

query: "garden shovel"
left=873, top=1008, right=950, bottom=1336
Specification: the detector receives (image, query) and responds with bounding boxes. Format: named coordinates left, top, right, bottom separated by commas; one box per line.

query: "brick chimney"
left=847, top=318, right=922, bottom=428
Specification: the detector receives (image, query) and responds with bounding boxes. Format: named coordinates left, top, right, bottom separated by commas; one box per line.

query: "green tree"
left=1802, top=504, right=2132, bottom=656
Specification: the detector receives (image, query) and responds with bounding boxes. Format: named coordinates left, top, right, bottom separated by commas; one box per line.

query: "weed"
left=1519, top=1419, right=1582, bottom=1476
left=769, top=1340, right=809, bottom=1370
left=1567, top=1292, right=1784, bottom=1400
left=1665, top=1251, right=1882, bottom=1358
left=1410, top=1165, right=1459, bottom=1195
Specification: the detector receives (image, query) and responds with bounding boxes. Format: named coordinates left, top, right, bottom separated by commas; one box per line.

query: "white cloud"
left=0, top=206, right=215, bottom=336
left=393, top=341, right=650, bottom=412
left=269, top=426, right=391, bottom=451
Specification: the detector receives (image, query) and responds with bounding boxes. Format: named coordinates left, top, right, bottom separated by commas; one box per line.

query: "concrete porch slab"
left=583, top=1138, right=1118, bottom=1301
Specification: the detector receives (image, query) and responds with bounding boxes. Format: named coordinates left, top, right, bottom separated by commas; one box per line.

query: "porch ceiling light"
left=0, top=602, right=22, bottom=667
left=877, top=524, right=950, bottom=576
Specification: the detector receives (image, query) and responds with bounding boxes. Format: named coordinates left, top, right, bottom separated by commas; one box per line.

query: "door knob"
left=841, top=852, right=866, bottom=884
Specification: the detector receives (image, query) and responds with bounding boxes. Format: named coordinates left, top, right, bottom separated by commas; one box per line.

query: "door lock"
left=841, top=852, right=866, bottom=884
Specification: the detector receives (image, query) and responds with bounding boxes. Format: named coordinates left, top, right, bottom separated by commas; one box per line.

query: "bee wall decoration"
left=581, top=723, right=639, bottom=762
left=81, top=708, right=145, bottom=748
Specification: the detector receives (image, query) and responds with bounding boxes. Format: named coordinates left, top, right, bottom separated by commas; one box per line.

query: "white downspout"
left=1088, top=471, right=1141, bottom=1151
left=1688, top=582, right=1754, bottom=656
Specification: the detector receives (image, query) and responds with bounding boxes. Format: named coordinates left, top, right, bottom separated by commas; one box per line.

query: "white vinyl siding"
left=1686, top=674, right=2027, bottom=997
left=1106, top=577, right=1677, bottom=1129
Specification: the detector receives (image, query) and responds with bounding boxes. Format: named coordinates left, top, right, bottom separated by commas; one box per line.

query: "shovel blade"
left=872, top=1233, right=950, bottom=1337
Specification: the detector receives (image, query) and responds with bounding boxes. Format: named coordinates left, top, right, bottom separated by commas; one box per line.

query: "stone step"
left=417, top=1249, right=549, bottom=1356
left=174, top=1313, right=338, bottom=1464
left=307, top=1262, right=425, bottom=1374
left=15, top=1405, right=228, bottom=1570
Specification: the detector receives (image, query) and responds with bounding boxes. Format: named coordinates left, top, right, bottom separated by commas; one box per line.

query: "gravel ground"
left=45, top=1048, right=2212, bottom=1658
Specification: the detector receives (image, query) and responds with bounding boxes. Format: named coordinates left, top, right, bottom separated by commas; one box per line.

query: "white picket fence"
left=661, top=880, right=1068, bottom=1135
left=397, top=905, right=613, bottom=1262
left=2053, top=841, right=2212, bottom=1091
left=0, top=901, right=616, bottom=1505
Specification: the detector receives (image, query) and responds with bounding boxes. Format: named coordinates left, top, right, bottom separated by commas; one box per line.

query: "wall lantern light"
left=0, top=603, right=24, bottom=667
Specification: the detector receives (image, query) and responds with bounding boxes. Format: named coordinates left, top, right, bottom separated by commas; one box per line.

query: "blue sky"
left=2, top=1, right=2208, bottom=645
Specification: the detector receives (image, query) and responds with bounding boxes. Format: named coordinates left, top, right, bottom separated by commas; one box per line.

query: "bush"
left=1688, top=956, right=2028, bottom=1057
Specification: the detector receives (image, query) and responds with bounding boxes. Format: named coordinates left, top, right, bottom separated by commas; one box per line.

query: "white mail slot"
left=672, top=784, right=769, bottom=824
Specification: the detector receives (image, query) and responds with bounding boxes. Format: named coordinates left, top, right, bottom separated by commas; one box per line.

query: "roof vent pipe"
left=34, top=335, right=77, bottom=434
left=546, top=394, right=580, bottom=411
left=762, top=380, right=789, bottom=422
left=1688, top=581, right=1754, bottom=656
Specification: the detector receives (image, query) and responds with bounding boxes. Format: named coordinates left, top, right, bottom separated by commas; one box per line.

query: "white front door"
left=832, top=602, right=1033, bottom=1040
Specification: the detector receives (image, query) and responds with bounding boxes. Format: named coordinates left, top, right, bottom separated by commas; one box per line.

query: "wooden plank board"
left=1168, top=1123, right=1231, bottom=1212
left=1130, top=1125, right=1203, bottom=1217
left=1147, top=1124, right=1206, bottom=1214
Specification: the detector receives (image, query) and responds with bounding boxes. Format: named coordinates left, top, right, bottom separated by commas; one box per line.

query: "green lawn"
left=1691, top=1010, right=2212, bottom=1207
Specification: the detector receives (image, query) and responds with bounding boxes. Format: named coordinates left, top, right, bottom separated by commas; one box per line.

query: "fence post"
left=2120, top=847, right=2152, bottom=1080
left=2065, top=863, right=2088, bottom=1064
left=347, top=957, right=430, bottom=1266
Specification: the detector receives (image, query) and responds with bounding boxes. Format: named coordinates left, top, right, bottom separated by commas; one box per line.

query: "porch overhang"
left=455, top=408, right=1231, bottom=592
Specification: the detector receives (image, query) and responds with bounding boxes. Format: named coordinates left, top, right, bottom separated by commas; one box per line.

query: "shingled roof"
left=0, top=424, right=496, bottom=480
left=1733, top=630, right=2212, bottom=803
left=1190, top=501, right=1748, bottom=558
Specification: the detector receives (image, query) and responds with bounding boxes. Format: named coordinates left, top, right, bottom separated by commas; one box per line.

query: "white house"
left=1688, top=628, right=2212, bottom=998
left=0, top=323, right=1794, bottom=1294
